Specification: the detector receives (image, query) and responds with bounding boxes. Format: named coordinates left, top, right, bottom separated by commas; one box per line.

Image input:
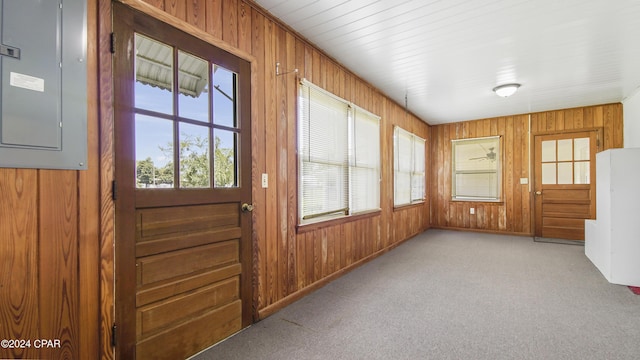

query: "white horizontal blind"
left=298, top=79, right=381, bottom=223
left=351, top=107, right=380, bottom=213
left=412, top=137, right=426, bottom=202
left=394, top=127, right=412, bottom=206
left=299, top=80, right=349, bottom=221
left=452, top=136, right=501, bottom=201
left=394, top=126, right=425, bottom=206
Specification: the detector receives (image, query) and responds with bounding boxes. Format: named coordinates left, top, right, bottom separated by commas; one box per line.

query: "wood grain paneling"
left=136, top=203, right=238, bottom=239
left=98, top=0, right=116, bottom=357
left=135, top=300, right=241, bottom=359
left=0, top=170, right=39, bottom=360
left=137, top=277, right=239, bottom=337
left=0, top=170, right=83, bottom=360
left=79, top=0, right=100, bottom=357
left=250, top=6, right=266, bottom=316
left=186, top=0, right=206, bottom=31
left=165, top=0, right=186, bottom=20
left=430, top=104, right=623, bottom=234
left=136, top=263, right=241, bottom=306
left=39, top=170, right=79, bottom=359
left=137, top=241, right=239, bottom=285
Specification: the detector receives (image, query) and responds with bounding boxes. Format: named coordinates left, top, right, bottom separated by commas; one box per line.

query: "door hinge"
left=112, top=180, right=118, bottom=201
left=111, top=323, right=117, bottom=347
left=110, top=33, right=116, bottom=54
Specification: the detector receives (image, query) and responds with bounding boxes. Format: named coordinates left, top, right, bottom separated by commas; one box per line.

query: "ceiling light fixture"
left=493, top=83, right=520, bottom=97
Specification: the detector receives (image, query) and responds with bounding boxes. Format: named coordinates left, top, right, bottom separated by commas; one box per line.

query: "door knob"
left=535, top=191, right=542, bottom=195
left=241, top=203, right=254, bottom=212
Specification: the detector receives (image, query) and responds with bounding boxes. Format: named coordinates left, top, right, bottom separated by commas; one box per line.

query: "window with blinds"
left=451, top=136, right=501, bottom=201
left=298, top=79, right=380, bottom=223
left=393, top=126, right=426, bottom=206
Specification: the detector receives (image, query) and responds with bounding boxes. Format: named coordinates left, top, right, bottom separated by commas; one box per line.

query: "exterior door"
left=113, top=3, right=252, bottom=359
left=534, top=130, right=599, bottom=240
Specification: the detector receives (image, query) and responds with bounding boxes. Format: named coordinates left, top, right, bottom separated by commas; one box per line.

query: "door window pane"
left=557, top=139, right=572, bottom=161
left=542, top=163, right=556, bottom=184
left=542, top=140, right=556, bottom=162
left=213, top=65, right=236, bottom=128
left=179, top=123, right=210, bottom=188
left=575, top=162, right=590, bottom=184
left=214, top=129, right=237, bottom=187
left=135, top=34, right=174, bottom=115
left=574, top=138, right=590, bottom=161
left=131, top=31, right=248, bottom=192
left=135, top=115, right=174, bottom=188
left=557, top=162, right=573, bottom=184
left=178, top=51, right=209, bottom=122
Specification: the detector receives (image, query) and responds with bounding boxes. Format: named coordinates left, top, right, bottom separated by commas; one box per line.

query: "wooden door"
left=113, top=4, right=252, bottom=359
left=534, top=131, right=599, bottom=240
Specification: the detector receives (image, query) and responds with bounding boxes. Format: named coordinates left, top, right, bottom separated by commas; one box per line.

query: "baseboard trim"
left=430, top=225, right=533, bottom=237
left=533, top=237, right=585, bottom=246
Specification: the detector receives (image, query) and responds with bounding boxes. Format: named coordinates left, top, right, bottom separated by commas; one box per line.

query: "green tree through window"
left=135, top=134, right=234, bottom=188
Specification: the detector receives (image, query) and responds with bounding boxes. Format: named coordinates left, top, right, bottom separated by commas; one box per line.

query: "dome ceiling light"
left=493, top=83, right=521, bottom=97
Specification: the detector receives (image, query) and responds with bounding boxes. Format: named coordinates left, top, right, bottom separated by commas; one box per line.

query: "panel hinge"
left=110, top=33, right=116, bottom=54
left=111, top=323, right=117, bottom=347
left=112, top=180, right=118, bottom=201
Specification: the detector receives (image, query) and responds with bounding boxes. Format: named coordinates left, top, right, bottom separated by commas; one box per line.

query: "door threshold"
left=533, top=237, right=584, bottom=246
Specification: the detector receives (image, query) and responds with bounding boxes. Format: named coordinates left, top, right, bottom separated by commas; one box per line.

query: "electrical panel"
left=0, top=0, right=87, bottom=170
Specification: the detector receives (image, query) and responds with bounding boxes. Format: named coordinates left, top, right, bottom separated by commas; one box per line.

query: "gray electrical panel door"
left=0, top=0, right=87, bottom=169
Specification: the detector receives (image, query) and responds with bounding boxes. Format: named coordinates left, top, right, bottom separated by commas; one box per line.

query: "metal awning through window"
left=135, top=34, right=208, bottom=98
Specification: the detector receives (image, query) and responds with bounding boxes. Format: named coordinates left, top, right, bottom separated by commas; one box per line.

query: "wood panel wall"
left=430, top=103, right=623, bottom=234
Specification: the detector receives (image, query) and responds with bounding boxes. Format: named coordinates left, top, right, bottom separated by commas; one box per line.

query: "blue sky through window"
left=134, top=69, right=236, bottom=170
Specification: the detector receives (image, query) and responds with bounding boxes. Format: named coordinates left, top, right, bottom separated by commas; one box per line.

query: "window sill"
left=393, top=201, right=425, bottom=212
left=451, top=198, right=503, bottom=204
left=296, top=209, right=381, bottom=234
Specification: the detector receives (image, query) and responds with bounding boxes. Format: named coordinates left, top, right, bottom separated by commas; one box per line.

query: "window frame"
left=451, top=136, right=502, bottom=202
left=393, top=126, right=426, bottom=207
left=297, top=78, right=381, bottom=225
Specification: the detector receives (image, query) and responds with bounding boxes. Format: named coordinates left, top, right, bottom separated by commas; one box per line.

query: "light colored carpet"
left=192, top=229, right=640, bottom=360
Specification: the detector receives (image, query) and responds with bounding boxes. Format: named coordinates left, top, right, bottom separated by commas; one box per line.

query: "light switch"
left=262, top=173, right=268, bottom=188
left=520, top=178, right=529, bottom=184
left=470, top=208, right=475, bottom=215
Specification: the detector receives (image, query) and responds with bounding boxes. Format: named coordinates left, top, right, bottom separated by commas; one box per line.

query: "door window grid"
left=133, top=33, right=239, bottom=189
left=541, top=137, right=590, bottom=185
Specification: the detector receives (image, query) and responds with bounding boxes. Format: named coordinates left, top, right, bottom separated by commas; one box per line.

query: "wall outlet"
left=470, top=207, right=475, bottom=215
left=520, top=178, right=528, bottom=184
left=261, top=173, right=268, bottom=188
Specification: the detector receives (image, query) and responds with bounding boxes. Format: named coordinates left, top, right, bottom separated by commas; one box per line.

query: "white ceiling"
left=252, top=0, right=640, bottom=125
